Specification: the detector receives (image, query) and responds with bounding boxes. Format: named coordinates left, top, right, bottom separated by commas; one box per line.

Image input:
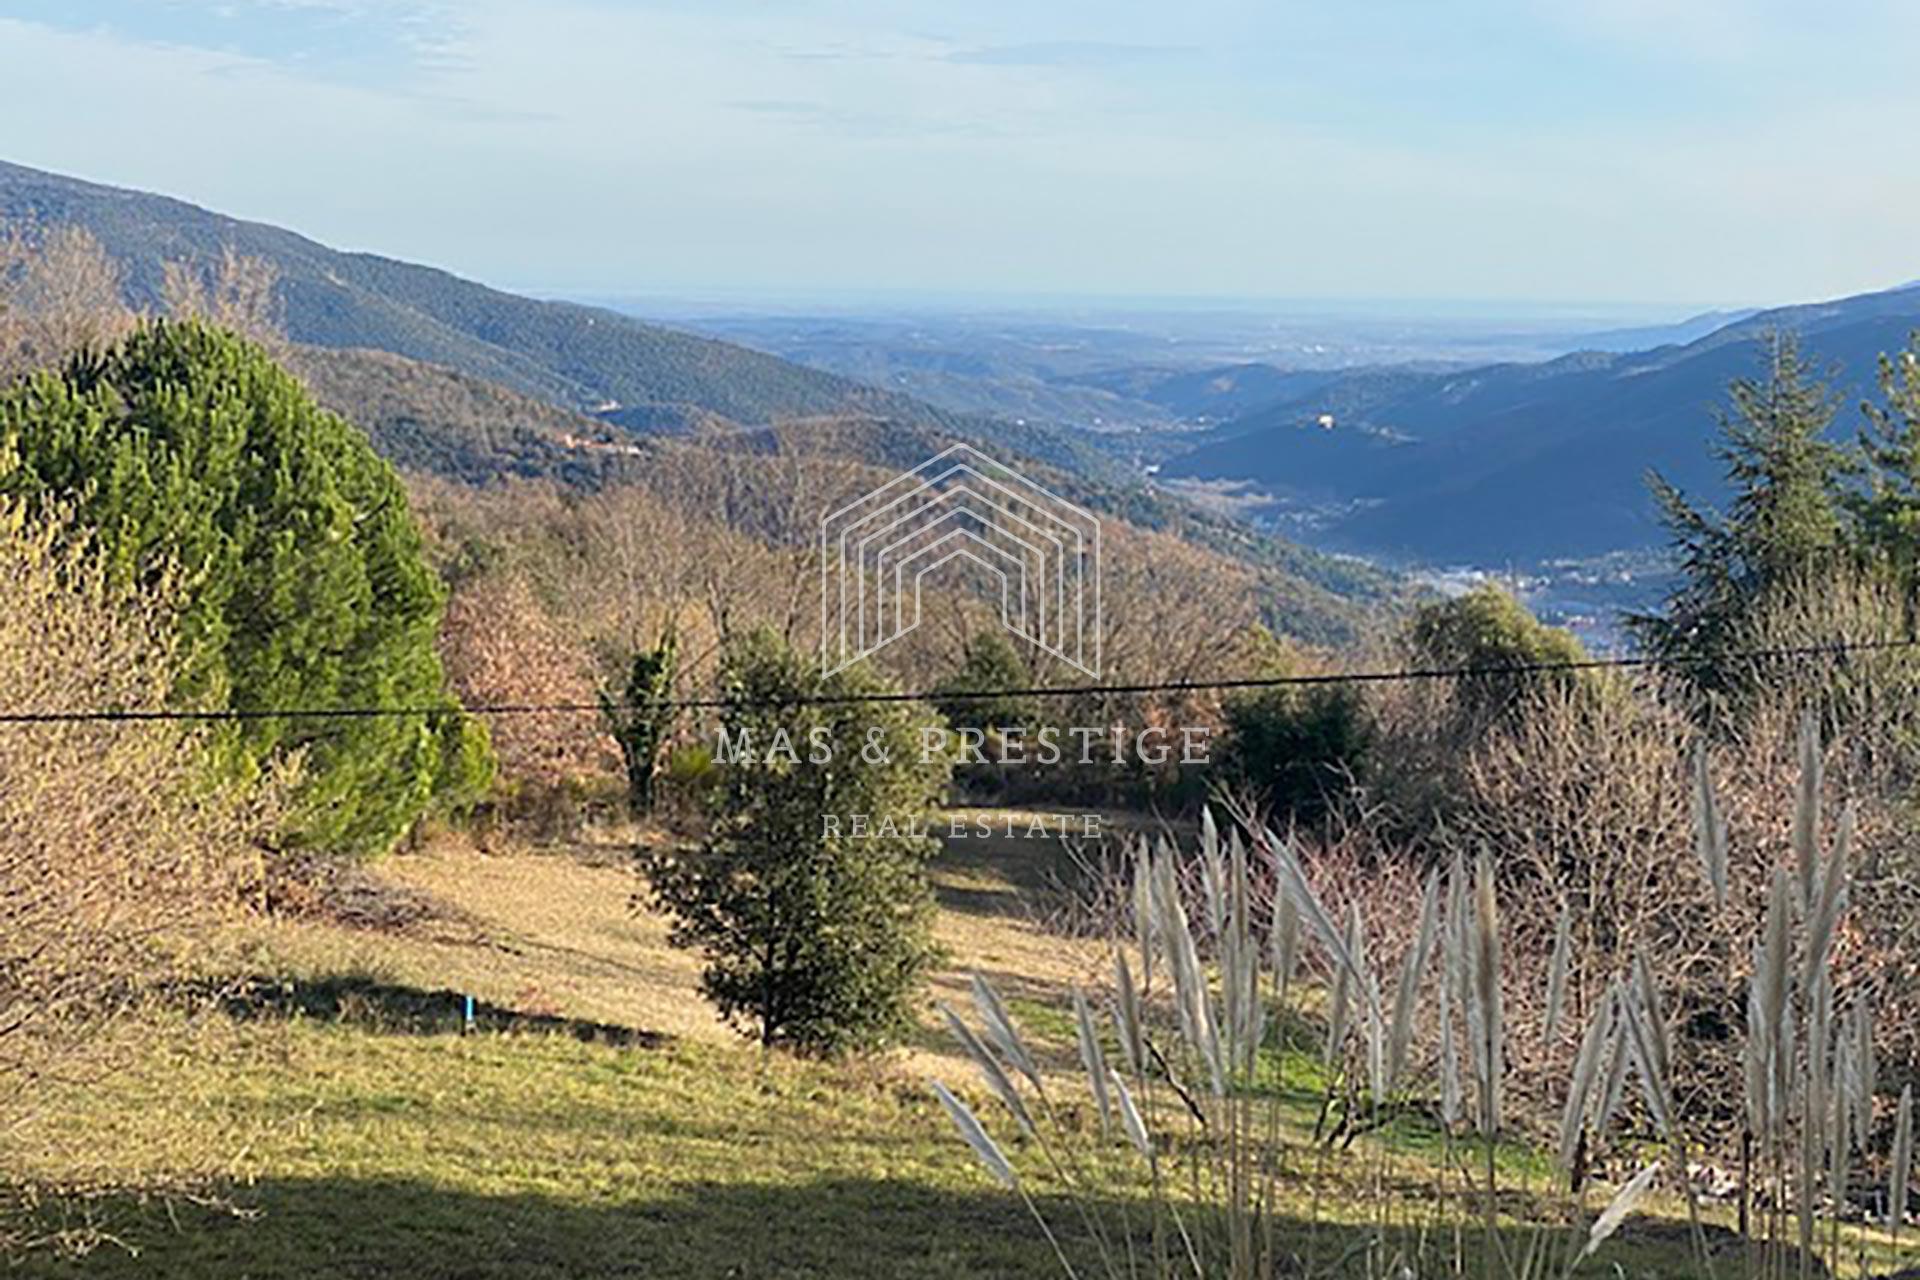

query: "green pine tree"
left=1632, top=332, right=1848, bottom=690
left=1850, top=337, right=1920, bottom=585
left=646, top=630, right=950, bottom=1054
left=930, top=631, right=1038, bottom=734
left=0, top=319, right=490, bottom=856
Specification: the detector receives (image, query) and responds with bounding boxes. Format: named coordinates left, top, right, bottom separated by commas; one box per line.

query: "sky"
left=0, top=0, right=1916, bottom=309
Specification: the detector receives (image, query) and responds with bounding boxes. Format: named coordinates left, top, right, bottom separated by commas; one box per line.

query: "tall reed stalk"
left=930, top=728, right=1913, bottom=1279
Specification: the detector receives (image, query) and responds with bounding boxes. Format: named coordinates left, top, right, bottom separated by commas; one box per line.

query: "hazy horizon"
left=563, top=287, right=1730, bottom=322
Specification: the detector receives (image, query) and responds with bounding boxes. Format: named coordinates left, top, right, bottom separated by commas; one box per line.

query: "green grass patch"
left=12, top=1019, right=1073, bottom=1279
left=5, top=1009, right=1739, bottom=1280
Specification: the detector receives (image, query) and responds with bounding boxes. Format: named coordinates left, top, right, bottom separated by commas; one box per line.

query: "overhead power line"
left=0, top=637, right=1914, bottom=727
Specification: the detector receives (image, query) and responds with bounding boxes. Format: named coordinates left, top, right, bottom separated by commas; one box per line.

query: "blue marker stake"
left=464, top=993, right=476, bottom=1035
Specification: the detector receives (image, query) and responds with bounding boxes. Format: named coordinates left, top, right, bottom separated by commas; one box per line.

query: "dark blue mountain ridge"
left=1163, top=281, right=1920, bottom=563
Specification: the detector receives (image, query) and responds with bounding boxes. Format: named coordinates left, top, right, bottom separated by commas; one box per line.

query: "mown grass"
left=9, top=1010, right=1729, bottom=1280
left=0, top=815, right=1772, bottom=1278
left=15, top=1017, right=1089, bottom=1278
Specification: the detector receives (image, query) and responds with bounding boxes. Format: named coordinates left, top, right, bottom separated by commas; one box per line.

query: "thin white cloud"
left=1, top=0, right=1916, bottom=305
left=943, top=41, right=1197, bottom=69
left=0, top=0, right=467, bottom=83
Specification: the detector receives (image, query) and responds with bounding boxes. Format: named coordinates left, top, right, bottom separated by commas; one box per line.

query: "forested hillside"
left=1166, top=282, right=1920, bottom=562
left=288, top=346, right=656, bottom=486
left=0, top=159, right=1083, bottom=477
left=0, top=162, right=1410, bottom=654
left=0, top=159, right=903, bottom=423
left=2, top=163, right=1162, bottom=481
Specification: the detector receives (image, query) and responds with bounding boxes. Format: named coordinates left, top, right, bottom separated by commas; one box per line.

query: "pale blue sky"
left=0, top=0, right=1915, bottom=307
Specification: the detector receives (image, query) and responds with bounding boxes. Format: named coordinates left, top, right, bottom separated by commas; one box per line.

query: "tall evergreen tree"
left=602, top=628, right=679, bottom=815
left=1632, top=333, right=1848, bottom=687
left=0, top=319, right=489, bottom=855
left=1850, top=338, right=1920, bottom=585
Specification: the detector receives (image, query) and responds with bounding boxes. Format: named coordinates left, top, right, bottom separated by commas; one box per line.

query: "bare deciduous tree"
left=0, top=223, right=135, bottom=380
left=160, top=246, right=286, bottom=353
left=439, top=571, right=611, bottom=788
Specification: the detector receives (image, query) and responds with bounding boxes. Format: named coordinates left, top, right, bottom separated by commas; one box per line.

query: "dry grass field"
left=2, top=812, right=1794, bottom=1279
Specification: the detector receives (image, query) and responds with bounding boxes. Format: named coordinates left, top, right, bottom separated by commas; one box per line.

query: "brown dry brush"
left=0, top=223, right=136, bottom=380
left=439, top=571, right=614, bottom=786
left=1443, top=669, right=1920, bottom=1146
left=0, top=503, right=282, bottom=1255
left=934, top=676, right=1920, bottom=1277
left=437, top=570, right=623, bottom=840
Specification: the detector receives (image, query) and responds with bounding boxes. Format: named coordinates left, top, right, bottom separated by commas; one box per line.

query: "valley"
left=11, top=154, right=1900, bottom=647
left=4, top=153, right=1919, bottom=1280
left=9, top=5, right=1920, bottom=1278
left=623, top=283, right=1920, bottom=644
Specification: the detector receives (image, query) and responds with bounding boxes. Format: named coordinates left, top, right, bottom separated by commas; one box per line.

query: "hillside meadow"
left=8, top=202, right=1920, bottom=1280
left=5, top=817, right=1739, bottom=1280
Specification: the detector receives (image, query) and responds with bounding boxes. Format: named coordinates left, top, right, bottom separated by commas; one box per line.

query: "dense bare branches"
left=0, top=224, right=134, bottom=380
left=0, top=503, right=277, bottom=1126
left=1101, top=523, right=1261, bottom=687
left=438, top=572, right=612, bottom=787
left=160, top=246, right=285, bottom=353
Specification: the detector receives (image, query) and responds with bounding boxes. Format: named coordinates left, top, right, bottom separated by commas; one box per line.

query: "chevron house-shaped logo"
left=820, top=444, right=1102, bottom=678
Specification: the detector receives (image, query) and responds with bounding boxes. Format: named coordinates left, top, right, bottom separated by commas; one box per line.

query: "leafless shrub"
left=160, top=246, right=286, bottom=354
left=0, top=223, right=136, bottom=380
left=0, top=502, right=281, bottom=1252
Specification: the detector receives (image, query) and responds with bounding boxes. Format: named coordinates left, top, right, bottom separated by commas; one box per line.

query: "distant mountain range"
left=1074, top=363, right=1341, bottom=424
left=1564, top=307, right=1762, bottom=353
left=664, top=309, right=1657, bottom=437
left=0, top=159, right=1405, bottom=642
left=1163, top=282, right=1920, bottom=564
left=0, top=159, right=1117, bottom=478
left=34, top=156, right=1900, bottom=598
left=0, top=161, right=874, bottom=424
